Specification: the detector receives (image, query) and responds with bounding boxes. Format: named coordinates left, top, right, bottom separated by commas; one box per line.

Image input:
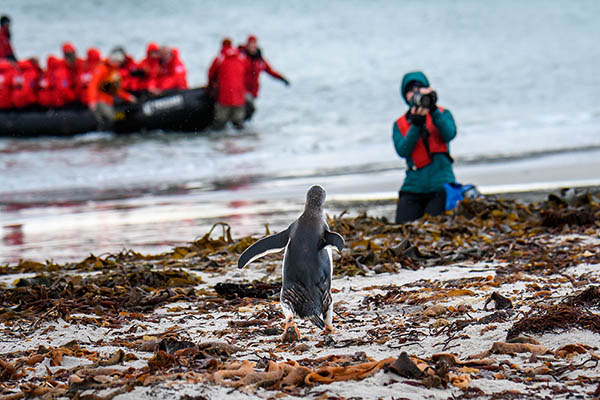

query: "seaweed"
left=0, top=193, right=599, bottom=398
left=506, top=305, right=600, bottom=340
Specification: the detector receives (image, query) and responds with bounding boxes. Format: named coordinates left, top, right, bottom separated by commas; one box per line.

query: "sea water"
left=1, top=0, right=600, bottom=262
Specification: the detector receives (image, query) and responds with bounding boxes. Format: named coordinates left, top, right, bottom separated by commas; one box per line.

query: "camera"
left=412, top=90, right=437, bottom=110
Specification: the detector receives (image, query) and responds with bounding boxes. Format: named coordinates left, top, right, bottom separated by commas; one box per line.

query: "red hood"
left=46, top=56, right=64, bottom=70
left=86, top=48, right=101, bottom=63
left=17, top=59, right=34, bottom=71
left=0, top=59, right=13, bottom=71
left=146, top=42, right=159, bottom=57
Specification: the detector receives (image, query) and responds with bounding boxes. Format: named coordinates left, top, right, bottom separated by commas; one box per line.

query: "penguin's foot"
left=321, top=325, right=337, bottom=335
left=282, top=321, right=301, bottom=343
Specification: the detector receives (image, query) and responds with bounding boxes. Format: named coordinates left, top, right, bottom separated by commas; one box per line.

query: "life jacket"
left=88, top=61, right=134, bottom=106
left=78, top=48, right=102, bottom=104
left=395, top=107, right=449, bottom=169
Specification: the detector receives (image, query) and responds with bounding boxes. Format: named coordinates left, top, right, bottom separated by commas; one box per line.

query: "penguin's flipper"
left=324, top=230, right=344, bottom=253
left=238, top=229, right=290, bottom=269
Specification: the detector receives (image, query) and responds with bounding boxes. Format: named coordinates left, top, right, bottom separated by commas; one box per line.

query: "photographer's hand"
left=411, top=106, right=429, bottom=116
left=409, top=106, right=427, bottom=126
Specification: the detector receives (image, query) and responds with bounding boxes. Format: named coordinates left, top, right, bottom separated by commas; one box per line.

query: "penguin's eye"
left=318, top=238, right=327, bottom=250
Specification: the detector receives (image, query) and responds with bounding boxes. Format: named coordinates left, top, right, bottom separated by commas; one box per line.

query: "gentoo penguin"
left=237, top=185, right=344, bottom=342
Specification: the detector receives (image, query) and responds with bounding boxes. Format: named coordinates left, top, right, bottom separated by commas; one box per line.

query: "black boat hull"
left=0, top=88, right=214, bottom=138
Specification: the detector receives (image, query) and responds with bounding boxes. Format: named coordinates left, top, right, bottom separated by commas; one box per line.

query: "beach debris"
left=506, top=305, right=600, bottom=340
left=563, top=285, right=600, bottom=308
left=388, top=352, right=424, bottom=378
left=541, top=207, right=596, bottom=227
left=483, top=292, right=513, bottom=310
left=0, top=194, right=599, bottom=398
left=14, top=275, right=51, bottom=287
left=215, top=282, right=281, bottom=299
left=424, top=304, right=447, bottom=317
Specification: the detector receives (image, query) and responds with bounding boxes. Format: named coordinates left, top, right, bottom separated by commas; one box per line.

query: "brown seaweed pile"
left=0, top=193, right=599, bottom=399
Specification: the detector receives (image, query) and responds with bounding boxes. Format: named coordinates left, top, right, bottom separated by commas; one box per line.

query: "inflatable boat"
left=0, top=87, right=215, bottom=138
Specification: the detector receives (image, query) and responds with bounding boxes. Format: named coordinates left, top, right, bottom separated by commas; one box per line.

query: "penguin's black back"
left=280, top=212, right=332, bottom=328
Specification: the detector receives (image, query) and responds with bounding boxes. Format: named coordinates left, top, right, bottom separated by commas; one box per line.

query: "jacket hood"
left=86, top=48, right=101, bottom=63
left=400, top=71, right=430, bottom=104
left=47, top=56, right=61, bottom=70
left=146, top=42, right=159, bottom=57
left=0, top=59, right=13, bottom=71
left=17, top=59, right=34, bottom=70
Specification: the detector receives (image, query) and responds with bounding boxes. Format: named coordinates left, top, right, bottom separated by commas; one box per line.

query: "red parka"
left=38, top=56, right=76, bottom=108
left=240, top=47, right=285, bottom=98
left=137, top=42, right=161, bottom=91
left=0, top=25, right=15, bottom=61
left=11, top=59, right=41, bottom=108
left=158, top=48, right=187, bottom=90
left=0, top=59, right=15, bottom=108
left=208, top=46, right=246, bottom=107
left=62, top=43, right=84, bottom=99
left=78, top=48, right=102, bottom=104
left=119, top=53, right=143, bottom=92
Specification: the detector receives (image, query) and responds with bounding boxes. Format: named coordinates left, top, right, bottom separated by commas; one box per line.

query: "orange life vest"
left=395, top=107, right=449, bottom=169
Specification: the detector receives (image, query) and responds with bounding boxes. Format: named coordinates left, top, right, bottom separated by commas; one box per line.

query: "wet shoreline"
left=2, top=148, right=600, bottom=265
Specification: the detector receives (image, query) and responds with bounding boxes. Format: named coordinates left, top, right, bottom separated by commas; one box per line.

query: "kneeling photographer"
left=392, top=71, right=457, bottom=223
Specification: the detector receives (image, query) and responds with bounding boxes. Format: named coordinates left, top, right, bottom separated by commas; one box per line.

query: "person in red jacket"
left=0, top=15, right=16, bottom=62
left=239, top=35, right=289, bottom=120
left=87, top=47, right=136, bottom=130
left=157, top=47, right=187, bottom=91
left=0, top=58, right=16, bottom=109
left=118, top=47, right=144, bottom=93
left=138, top=42, right=161, bottom=93
left=208, top=38, right=247, bottom=130
left=38, top=55, right=76, bottom=108
left=78, top=48, right=102, bottom=105
left=11, top=58, right=41, bottom=109
left=61, top=42, right=84, bottom=101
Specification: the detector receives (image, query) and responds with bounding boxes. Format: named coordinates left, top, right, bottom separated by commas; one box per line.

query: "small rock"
left=424, top=305, right=447, bottom=317
left=432, top=318, right=450, bottom=328
left=389, top=352, right=423, bottom=378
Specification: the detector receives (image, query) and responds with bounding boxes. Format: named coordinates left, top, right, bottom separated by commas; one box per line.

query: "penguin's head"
left=305, top=185, right=326, bottom=210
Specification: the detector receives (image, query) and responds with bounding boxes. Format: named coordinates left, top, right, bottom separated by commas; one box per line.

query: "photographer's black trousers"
left=395, top=190, right=446, bottom=224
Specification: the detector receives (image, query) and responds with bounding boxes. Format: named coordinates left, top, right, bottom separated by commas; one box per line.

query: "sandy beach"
left=1, top=192, right=599, bottom=399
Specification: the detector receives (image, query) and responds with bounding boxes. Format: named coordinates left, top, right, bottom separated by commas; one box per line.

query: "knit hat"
left=247, top=35, right=257, bottom=44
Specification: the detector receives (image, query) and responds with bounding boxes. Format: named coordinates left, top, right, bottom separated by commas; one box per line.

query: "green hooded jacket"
left=392, top=71, right=457, bottom=193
